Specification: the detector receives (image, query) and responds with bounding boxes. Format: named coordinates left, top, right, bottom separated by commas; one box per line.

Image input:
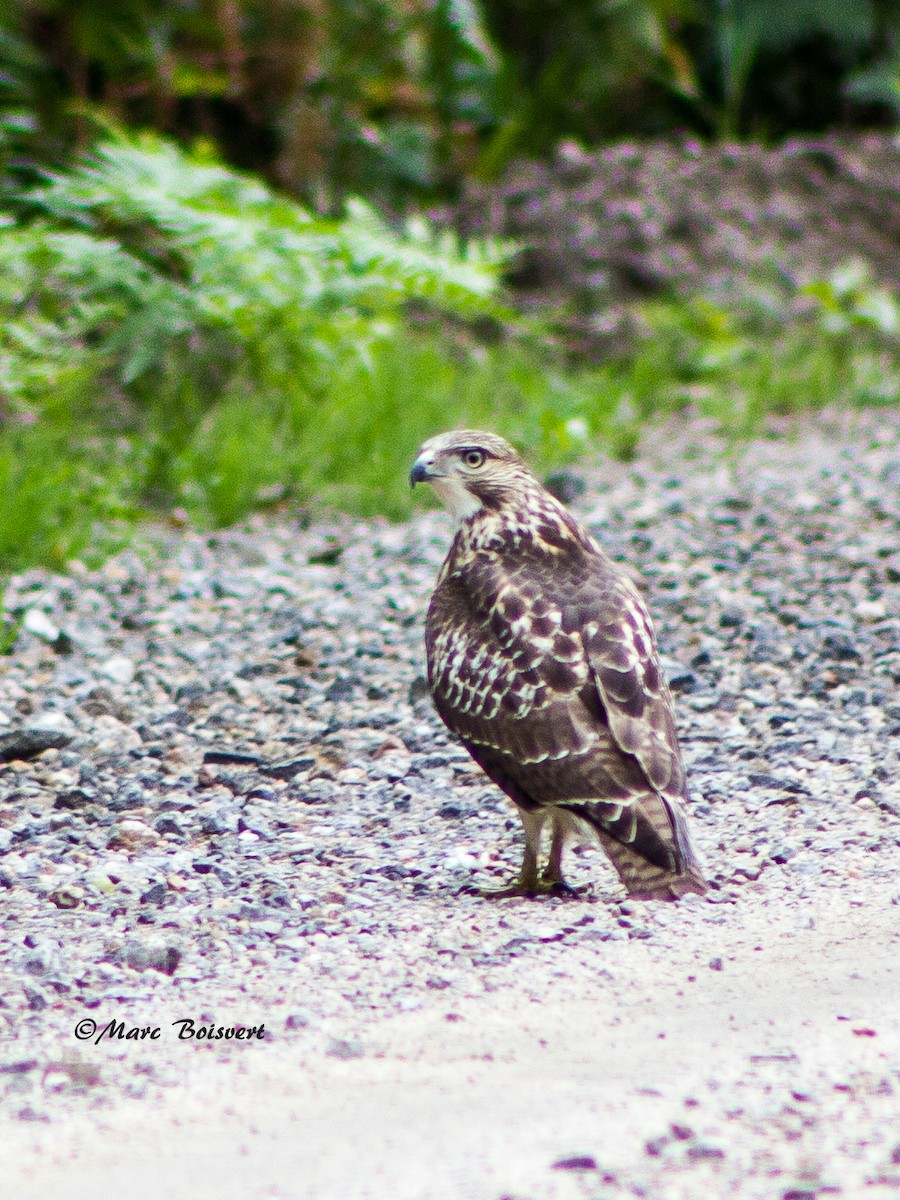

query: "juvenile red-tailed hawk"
left=411, top=430, right=706, bottom=901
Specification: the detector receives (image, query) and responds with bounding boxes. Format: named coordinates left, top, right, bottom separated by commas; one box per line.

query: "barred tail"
left=562, top=796, right=707, bottom=902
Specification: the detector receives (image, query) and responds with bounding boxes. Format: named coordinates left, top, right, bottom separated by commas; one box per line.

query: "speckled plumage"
left=411, top=429, right=706, bottom=900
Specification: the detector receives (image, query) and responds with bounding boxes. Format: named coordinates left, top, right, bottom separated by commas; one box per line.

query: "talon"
left=480, top=883, right=539, bottom=899
left=543, top=877, right=580, bottom=898
left=479, top=867, right=543, bottom=899
left=478, top=874, right=580, bottom=900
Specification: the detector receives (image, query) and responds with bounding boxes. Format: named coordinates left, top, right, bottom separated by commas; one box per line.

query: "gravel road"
left=1, top=410, right=898, bottom=1199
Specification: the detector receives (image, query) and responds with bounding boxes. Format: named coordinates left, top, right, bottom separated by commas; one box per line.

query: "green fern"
left=0, top=132, right=517, bottom=542
left=29, top=134, right=513, bottom=380
left=0, top=133, right=513, bottom=420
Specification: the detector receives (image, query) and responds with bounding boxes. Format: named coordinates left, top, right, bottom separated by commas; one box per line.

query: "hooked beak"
left=410, top=454, right=439, bottom=488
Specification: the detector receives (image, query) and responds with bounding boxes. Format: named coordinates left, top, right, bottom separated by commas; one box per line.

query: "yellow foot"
left=478, top=874, right=580, bottom=900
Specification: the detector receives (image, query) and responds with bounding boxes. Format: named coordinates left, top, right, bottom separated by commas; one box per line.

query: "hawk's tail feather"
left=626, top=859, right=708, bottom=902
left=601, top=831, right=707, bottom=901
left=562, top=800, right=707, bottom=902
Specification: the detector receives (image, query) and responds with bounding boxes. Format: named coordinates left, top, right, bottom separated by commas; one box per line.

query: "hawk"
left=411, top=429, right=706, bottom=901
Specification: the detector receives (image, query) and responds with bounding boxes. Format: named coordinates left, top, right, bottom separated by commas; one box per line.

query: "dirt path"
left=1, top=412, right=898, bottom=1198
left=4, top=883, right=899, bottom=1200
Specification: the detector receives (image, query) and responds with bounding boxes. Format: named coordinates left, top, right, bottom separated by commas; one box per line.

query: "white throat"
left=430, top=475, right=483, bottom=522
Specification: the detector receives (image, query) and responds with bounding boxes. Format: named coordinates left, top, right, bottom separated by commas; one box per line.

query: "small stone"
left=285, top=1012, right=312, bottom=1030
left=99, top=655, right=136, bottom=684
left=687, top=1141, right=725, bottom=1161
left=140, top=882, right=168, bottom=905
left=203, top=749, right=263, bottom=767
left=0, top=728, right=73, bottom=762
left=153, top=815, right=185, bottom=837
left=372, top=736, right=408, bottom=759
left=544, top=470, right=587, bottom=505
left=665, top=664, right=698, bottom=693
left=108, top=820, right=159, bottom=850
left=49, top=886, right=84, bottom=909
left=325, top=676, right=356, bottom=702
left=769, top=843, right=799, bottom=864
left=854, top=599, right=886, bottom=621
left=23, top=985, right=47, bottom=1011
left=261, top=757, right=315, bottom=780
left=122, top=939, right=181, bottom=975
left=91, top=715, right=143, bottom=753
left=54, top=789, right=96, bottom=810
left=326, top=1038, right=363, bottom=1060
left=17, top=1106, right=50, bottom=1123
left=551, top=1155, right=598, bottom=1171
left=84, top=869, right=117, bottom=895
left=719, top=608, right=744, bottom=628
left=0, top=1060, right=39, bottom=1075
left=407, top=676, right=432, bottom=706
left=45, top=1060, right=101, bottom=1088
left=29, top=710, right=77, bottom=736
left=23, top=609, right=73, bottom=653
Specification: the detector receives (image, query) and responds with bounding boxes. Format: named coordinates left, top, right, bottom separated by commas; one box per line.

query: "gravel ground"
left=1, top=410, right=898, bottom=1199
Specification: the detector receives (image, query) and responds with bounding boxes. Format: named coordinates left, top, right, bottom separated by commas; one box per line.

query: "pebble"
left=22, top=609, right=61, bottom=644
left=0, top=409, right=897, bottom=1149
left=99, top=655, right=137, bottom=684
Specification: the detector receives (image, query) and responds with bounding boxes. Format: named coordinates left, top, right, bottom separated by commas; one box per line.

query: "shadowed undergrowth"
left=1, top=138, right=897, bottom=574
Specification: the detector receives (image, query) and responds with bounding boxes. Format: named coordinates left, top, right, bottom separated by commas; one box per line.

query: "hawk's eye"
left=462, top=449, right=486, bottom=469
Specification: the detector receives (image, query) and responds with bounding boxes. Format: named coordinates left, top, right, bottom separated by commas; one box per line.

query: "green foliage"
left=0, top=133, right=517, bottom=554
left=0, top=424, right=133, bottom=572
left=3, top=0, right=898, bottom=210
left=628, top=287, right=900, bottom=435
left=710, top=0, right=875, bottom=134
left=2, top=281, right=896, bottom=571
left=0, top=136, right=896, bottom=575
left=167, top=396, right=297, bottom=529
left=802, top=260, right=900, bottom=337
left=847, top=51, right=900, bottom=120
left=0, top=134, right=511, bottom=422
left=23, top=135, right=509, bottom=388
left=5, top=0, right=501, bottom=208
left=276, top=337, right=627, bottom=520
left=0, top=587, right=24, bottom=654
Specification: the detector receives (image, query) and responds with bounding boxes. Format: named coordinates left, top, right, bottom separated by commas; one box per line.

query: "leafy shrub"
left=7, top=135, right=510, bottom=409
left=0, top=134, right=896, bottom=573
left=6, top=0, right=898, bottom=209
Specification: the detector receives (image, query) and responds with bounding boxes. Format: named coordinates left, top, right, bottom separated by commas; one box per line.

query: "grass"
left=0, top=424, right=135, bottom=573
left=0, top=307, right=896, bottom=576
left=0, top=135, right=896, bottom=576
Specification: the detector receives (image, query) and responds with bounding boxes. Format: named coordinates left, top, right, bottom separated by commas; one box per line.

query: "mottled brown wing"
left=577, top=569, right=686, bottom=799
left=426, top=545, right=704, bottom=896
left=573, top=566, right=705, bottom=892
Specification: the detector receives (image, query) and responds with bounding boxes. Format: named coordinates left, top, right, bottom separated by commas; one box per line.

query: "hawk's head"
left=410, top=430, right=535, bottom=521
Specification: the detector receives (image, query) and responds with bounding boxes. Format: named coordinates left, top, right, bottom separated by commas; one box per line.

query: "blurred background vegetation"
left=4, top=0, right=899, bottom=207
left=1, top=0, right=898, bottom=574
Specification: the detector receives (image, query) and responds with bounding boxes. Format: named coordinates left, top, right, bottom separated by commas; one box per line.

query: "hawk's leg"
left=481, top=806, right=578, bottom=899
left=540, top=810, right=580, bottom=898
left=480, top=806, right=544, bottom=898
